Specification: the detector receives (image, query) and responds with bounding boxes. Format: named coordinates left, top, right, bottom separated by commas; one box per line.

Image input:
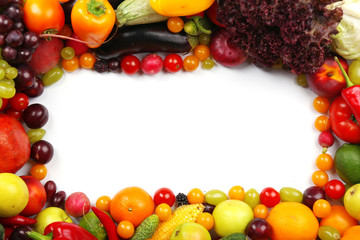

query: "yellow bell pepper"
left=150, top=0, right=215, bottom=17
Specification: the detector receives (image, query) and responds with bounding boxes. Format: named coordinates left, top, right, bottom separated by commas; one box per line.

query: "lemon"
left=0, top=173, right=29, bottom=217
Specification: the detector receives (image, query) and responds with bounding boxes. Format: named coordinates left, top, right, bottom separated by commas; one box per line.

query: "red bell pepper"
left=27, top=222, right=97, bottom=240
left=335, top=57, right=360, bottom=123
left=329, top=96, right=360, bottom=144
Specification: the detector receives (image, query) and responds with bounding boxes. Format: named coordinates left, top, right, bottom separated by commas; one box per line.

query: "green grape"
left=0, top=96, right=2, bottom=109
left=0, top=79, right=15, bottom=87
left=279, top=187, right=303, bottom=203
left=205, top=189, right=227, bottom=206
left=61, top=47, right=75, bottom=60
left=199, top=33, right=211, bottom=45
left=0, top=82, right=15, bottom=99
left=0, top=68, right=5, bottom=80
left=42, top=67, right=64, bottom=87
left=27, top=128, right=46, bottom=143
left=202, top=58, right=215, bottom=70
left=0, top=60, right=9, bottom=69
left=244, top=188, right=260, bottom=209
left=296, top=74, right=308, bottom=88
left=5, top=67, right=18, bottom=80
left=317, top=226, right=341, bottom=240
left=348, top=60, right=360, bottom=85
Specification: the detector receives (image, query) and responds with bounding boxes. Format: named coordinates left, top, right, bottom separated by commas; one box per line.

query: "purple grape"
left=9, top=225, right=33, bottom=240
left=16, top=47, right=33, bottom=63
left=1, top=45, right=17, bottom=61
left=30, top=140, right=54, bottom=164
left=203, top=203, right=216, bottom=214
left=4, top=4, right=23, bottom=22
left=109, top=59, right=120, bottom=72
left=302, top=186, right=326, bottom=209
left=0, top=14, right=12, bottom=33
left=5, top=29, right=23, bottom=47
left=22, top=103, right=49, bottom=129
left=246, top=218, right=272, bottom=240
left=12, top=20, right=24, bottom=32
left=23, top=31, right=40, bottom=49
left=22, top=76, right=44, bottom=98
left=14, top=64, right=36, bottom=90
left=9, top=0, right=22, bottom=5
left=51, top=191, right=66, bottom=208
left=44, top=180, right=57, bottom=202
left=0, top=33, right=5, bottom=46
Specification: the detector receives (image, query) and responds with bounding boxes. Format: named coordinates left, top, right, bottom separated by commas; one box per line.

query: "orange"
left=342, top=225, right=360, bottom=240
left=320, top=205, right=358, bottom=236
left=110, top=186, right=155, bottom=227
left=266, top=202, right=319, bottom=240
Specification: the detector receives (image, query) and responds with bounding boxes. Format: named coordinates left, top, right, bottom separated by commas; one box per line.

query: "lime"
left=0, top=173, right=29, bottom=217
left=79, top=211, right=107, bottom=240
left=334, top=143, right=360, bottom=185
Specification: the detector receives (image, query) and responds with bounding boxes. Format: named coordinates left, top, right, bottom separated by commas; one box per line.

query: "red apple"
left=307, top=56, right=348, bottom=98
left=20, top=175, right=47, bottom=216
left=0, top=113, right=30, bottom=173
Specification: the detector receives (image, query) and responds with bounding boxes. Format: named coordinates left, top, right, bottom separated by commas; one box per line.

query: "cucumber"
left=115, top=0, right=168, bottom=27
left=0, top=224, right=4, bottom=240
left=130, top=214, right=159, bottom=240
left=79, top=211, right=107, bottom=240
left=219, top=233, right=247, bottom=240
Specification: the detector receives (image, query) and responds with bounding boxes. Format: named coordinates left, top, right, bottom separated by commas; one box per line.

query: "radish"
left=210, top=28, right=248, bottom=67
left=141, top=53, right=163, bottom=75
left=27, top=37, right=63, bottom=75
left=64, top=192, right=91, bottom=217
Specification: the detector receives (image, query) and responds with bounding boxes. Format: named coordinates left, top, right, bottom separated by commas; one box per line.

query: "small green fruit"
left=334, top=143, right=360, bottom=185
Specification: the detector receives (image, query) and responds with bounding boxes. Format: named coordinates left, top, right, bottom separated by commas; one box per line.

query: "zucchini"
left=94, top=22, right=195, bottom=59
left=115, top=0, right=168, bottom=27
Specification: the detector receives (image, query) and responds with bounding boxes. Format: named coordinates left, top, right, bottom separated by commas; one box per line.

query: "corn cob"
left=151, top=203, right=205, bottom=240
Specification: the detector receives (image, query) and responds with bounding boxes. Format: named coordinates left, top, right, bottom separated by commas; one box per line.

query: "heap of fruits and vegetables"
left=1, top=0, right=360, bottom=239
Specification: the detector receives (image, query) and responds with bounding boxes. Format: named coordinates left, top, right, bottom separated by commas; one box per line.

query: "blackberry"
left=93, top=59, right=109, bottom=73
left=175, top=192, right=188, bottom=207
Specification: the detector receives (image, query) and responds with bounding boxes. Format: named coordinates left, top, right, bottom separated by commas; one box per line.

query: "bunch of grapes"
left=0, top=0, right=39, bottom=65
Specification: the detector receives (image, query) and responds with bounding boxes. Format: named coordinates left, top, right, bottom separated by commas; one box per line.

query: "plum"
left=210, top=28, right=247, bottom=67
left=64, top=192, right=90, bottom=217
left=27, top=37, right=63, bottom=75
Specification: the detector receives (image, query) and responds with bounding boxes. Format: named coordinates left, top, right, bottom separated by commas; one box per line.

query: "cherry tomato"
left=196, top=212, right=214, bottom=230
left=121, top=55, right=141, bottom=75
left=316, top=153, right=334, bottom=171
left=324, top=179, right=346, bottom=200
left=62, top=56, right=80, bottom=72
left=187, top=188, right=205, bottom=204
left=259, top=187, right=280, bottom=207
left=167, top=17, right=184, bottom=33
left=313, top=96, right=330, bottom=113
left=314, top=115, right=331, bottom=132
left=117, top=220, right=134, bottom=239
left=96, top=195, right=111, bottom=212
left=153, top=187, right=176, bottom=207
left=313, top=199, right=331, bottom=218
left=30, top=164, right=47, bottom=180
left=9, top=92, right=29, bottom=111
left=183, top=55, right=199, bottom=72
left=312, top=170, right=329, bottom=187
left=253, top=204, right=268, bottom=219
left=23, top=0, right=65, bottom=35
left=5, top=107, right=22, bottom=121
left=79, top=52, right=96, bottom=69
left=155, top=203, right=172, bottom=221
left=228, top=185, right=245, bottom=201
left=193, top=44, right=210, bottom=61
left=0, top=97, right=8, bottom=111
left=164, top=54, right=183, bottom=73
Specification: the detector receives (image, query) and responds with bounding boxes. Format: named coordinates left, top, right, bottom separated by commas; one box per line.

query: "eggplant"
left=94, top=22, right=194, bottom=60
left=61, top=0, right=124, bottom=24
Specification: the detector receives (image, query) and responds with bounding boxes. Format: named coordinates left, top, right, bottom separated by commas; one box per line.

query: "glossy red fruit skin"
left=20, top=175, right=47, bottom=216
left=65, top=32, right=89, bottom=56
left=307, top=56, right=348, bottom=98
left=0, top=113, right=30, bottom=173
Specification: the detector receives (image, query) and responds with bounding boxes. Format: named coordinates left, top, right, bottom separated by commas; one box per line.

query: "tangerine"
left=266, top=202, right=319, bottom=240
left=320, top=205, right=358, bottom=236
left=110, top=186, right=155, bottom=227
left=342, top=225, right=360, bottom=240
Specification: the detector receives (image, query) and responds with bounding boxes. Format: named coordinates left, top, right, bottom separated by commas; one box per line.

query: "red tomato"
left=23, top=0, right=65, bottom=35
left=164, top=54, right=183, bottom=73
left=121, top=55, right=141, bottom=75
left=260, top=187, right=281, bottom=207
left=206, top=1, right=226, bottom=27
left=153, top=187, right=176, bottom=207
left=324, top=179, right=346, bottom=200
left=9, top=93, right=29, bottom=111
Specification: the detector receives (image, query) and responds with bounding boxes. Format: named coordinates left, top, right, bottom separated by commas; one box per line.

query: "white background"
left=18, top=60, right=341, bottom=204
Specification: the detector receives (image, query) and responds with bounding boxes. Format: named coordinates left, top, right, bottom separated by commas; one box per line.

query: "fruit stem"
left=334, top=56, right=354, bottom=88
left=27, top=231, right=52, bottom=240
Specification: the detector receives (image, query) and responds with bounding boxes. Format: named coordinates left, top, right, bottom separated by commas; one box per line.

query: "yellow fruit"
left=0, top=173, right=29, bottom=217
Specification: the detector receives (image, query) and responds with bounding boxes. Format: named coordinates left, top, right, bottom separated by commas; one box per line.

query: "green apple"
left=344, top=183, right=360, bottom=220
left=212, top=199, right=253, bottom=237
left=169, top=222, right=211, bottom=240
left=34, top=207, right=73, bottom=234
